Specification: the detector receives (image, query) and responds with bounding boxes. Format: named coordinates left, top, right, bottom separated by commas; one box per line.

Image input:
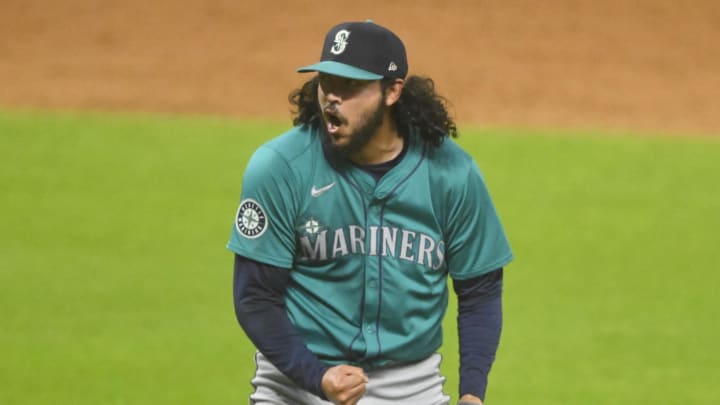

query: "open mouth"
left=324, top=109, right=344, bottom=134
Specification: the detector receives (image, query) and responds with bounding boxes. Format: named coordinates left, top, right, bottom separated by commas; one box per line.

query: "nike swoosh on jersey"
left=311, top=182, right=336, bottom=197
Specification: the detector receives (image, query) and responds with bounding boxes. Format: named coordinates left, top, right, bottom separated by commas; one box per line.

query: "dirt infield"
left=2, top=0, right=719, bottom=135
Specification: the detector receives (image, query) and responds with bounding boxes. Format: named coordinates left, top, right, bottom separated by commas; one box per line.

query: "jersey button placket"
left=361, top=201, right=383, bottom=358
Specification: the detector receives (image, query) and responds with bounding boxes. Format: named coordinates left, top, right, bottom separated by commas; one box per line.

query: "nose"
left=323, top=89, right=342, bottom=105
left=319, top=82, right=343, bottom=105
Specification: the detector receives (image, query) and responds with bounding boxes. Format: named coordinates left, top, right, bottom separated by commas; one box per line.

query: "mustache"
left=322, top=102, right=338, bottom=113
left=322, top=103, right=345, bottom=123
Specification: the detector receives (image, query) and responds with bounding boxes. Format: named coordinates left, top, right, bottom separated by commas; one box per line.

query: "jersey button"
left=368, top=280, right=378, bottom=288
left=366, top=325, right=375, bottom=333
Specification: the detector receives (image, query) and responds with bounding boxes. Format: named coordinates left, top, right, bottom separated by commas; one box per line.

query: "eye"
left=345, top=79, right=364, bottom=88
left=317, top=75, right=370, bottom=97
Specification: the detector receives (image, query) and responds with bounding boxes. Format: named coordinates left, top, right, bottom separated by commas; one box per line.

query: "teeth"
left=327, top=122, right=338, bottom=134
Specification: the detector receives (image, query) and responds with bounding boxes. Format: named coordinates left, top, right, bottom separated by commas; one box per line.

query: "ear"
left=384, top=79, right=405, bottom=107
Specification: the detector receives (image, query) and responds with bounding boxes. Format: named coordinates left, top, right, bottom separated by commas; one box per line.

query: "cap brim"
left=297, top=61, right=383, bottom=80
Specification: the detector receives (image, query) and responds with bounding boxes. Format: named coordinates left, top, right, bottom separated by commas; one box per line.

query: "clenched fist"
left=321, top=365, right=368, bottom=405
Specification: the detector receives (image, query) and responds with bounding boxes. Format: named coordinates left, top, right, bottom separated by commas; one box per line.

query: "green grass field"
left=1, top=110, right=719, bottom=404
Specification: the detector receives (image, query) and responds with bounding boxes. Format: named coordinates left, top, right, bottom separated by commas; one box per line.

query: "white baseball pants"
left=249, top=351, right=451, bottom=404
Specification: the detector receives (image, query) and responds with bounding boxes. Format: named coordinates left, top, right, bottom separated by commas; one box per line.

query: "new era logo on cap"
left=297, top=21, right=408, bottom=80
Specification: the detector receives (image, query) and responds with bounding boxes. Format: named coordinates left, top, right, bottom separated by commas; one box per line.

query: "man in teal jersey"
left=228, top=20, right=513, bottom=405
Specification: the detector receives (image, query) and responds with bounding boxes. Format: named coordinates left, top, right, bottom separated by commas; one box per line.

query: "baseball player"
left=228, top=20, right=513, bottom=405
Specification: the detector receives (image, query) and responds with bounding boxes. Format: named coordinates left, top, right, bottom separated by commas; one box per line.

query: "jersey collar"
left=326, top=129, right=427, bottom=200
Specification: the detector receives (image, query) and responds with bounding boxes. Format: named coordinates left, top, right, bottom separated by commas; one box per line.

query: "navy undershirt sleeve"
left=453, top=268, right=504, bottom=401
left=233, top=254, right=329, bottom=399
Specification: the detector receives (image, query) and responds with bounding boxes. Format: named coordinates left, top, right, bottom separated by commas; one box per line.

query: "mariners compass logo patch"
left=236, top=199, right=267, bottom=239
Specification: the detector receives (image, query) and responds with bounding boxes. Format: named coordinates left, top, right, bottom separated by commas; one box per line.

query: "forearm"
left=233, top=255, right=329, bottom=398
left=454, top=268, right=503, bottom=401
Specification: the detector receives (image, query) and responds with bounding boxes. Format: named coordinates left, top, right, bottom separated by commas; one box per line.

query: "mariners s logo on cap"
left=331, top=30, right=350, bottom=55
left=236, top=199, right=268, bottom=239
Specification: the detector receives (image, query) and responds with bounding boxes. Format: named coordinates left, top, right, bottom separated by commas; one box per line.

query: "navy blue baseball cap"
left=297, top=20, right=408, bottom=80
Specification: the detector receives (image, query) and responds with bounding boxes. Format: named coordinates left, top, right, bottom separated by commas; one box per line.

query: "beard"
left=321, top=98, right=386, bottom=159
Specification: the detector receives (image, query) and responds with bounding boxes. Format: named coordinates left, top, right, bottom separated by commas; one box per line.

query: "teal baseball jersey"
left=227, top=125, right=513, bottom=369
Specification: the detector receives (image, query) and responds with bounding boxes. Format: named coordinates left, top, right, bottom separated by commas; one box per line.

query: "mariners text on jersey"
left=297, top=224, right=445, bottom=270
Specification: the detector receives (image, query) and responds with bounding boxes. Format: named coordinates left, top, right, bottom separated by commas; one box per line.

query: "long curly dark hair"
left=289, top=75, right=458, bottom=147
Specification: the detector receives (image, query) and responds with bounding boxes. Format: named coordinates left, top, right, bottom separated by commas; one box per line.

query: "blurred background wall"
left=2, top=0, right=719, bottom=135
